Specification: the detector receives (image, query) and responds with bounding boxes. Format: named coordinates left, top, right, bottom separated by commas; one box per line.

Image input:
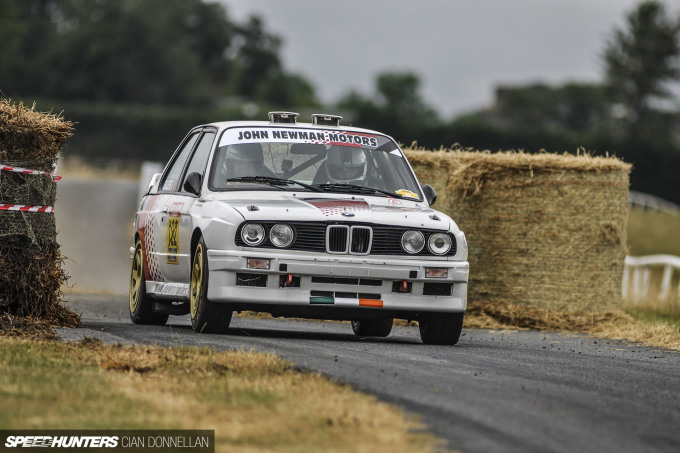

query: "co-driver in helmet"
left=222, top=143, right=265, bottom=179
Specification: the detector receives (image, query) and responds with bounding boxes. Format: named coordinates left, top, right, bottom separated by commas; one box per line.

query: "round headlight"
left=428, top=233, right=452, bottom=255
left=270, top=224, right=294, bottom=247
left=401, top=230, right=425, bottom=254
left=241, top=223, right=265, bottom=246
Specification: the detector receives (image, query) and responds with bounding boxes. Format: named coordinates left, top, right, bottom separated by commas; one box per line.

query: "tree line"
left=1, top=0, right=679, bottom=203
left=340, top=1, right=680, bottom=204
left=0, top=0, right=317, bottom=107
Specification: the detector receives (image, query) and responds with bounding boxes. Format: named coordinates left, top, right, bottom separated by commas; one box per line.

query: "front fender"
left=191, top=200, right=244, bottom=251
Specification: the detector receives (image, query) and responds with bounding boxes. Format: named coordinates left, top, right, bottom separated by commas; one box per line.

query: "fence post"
left=642, top=267, right=651, bottom=300
left=632, top=267, right=642, bottom=302
left=660, top=265, right=672, bottom=300
left=623, top=255, right=680, bottom=305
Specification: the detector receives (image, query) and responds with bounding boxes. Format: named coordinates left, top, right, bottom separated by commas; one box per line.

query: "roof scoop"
left=268, top=111, right=299, bottom=123
left=312, top=114, right=342, bottom=127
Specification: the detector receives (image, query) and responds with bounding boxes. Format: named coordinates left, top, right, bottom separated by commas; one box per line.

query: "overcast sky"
left=220, top=0, right=670, bottom=118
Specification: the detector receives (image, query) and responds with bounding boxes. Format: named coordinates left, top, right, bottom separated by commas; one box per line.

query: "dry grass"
left=0, top=337, right=445, bottom=453
left=464, top=301, right=680, bottom=351
left=0, top=311, right=78, bottom=339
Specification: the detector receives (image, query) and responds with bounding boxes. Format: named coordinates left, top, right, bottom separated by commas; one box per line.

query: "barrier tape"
left=0, top=204, right=54, bottom=213
left=0, top=164, right=58, bottom=213
left=0, top=164, right=62, bottom=181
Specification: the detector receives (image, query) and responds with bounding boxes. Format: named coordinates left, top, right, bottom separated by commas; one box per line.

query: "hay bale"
left=0, top=98, right=73, bottom=166
left=0, top=98, right=76, bottom=324
left=405, top=148, right=631, bottom=312
left=0, top=239, right=68, bottom=315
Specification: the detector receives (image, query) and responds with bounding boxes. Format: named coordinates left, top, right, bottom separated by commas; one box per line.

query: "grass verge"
left=464, top=301, right=680, bottom=351
left=0, top=336, right=442, bottom=453
left=627, top=208, right=680, bottom=257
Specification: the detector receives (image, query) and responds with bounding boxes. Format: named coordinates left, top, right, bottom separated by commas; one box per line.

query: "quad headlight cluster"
left=241, top=223, right=294, bottom=248
left=401, top=230, right=452, bottom=255
left=240, top=222, right=453, bottom=256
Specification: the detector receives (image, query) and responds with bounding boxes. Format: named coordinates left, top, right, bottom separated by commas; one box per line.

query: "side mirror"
left=183, top=172, right=202, bottom=196
left=422, top=184, right=437, bottom=206
left=146, top=172, right=161, bottom=195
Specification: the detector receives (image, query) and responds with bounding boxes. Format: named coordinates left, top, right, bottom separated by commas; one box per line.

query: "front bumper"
left=206, top=249, right=468, bottom=313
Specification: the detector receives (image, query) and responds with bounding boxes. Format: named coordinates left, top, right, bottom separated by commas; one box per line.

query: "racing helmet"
left=325, top=146, right=367, bottom=183
left=223, top=143, right=264, bottom=178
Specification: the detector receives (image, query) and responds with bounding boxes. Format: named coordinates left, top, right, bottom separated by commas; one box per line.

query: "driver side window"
left=160, top=132, right=199, bottom=192
left=180, top=131, right=215, bottom=193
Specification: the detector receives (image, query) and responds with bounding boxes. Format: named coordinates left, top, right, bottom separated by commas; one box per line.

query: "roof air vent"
left=268, top=111, right=299, bottom=123
left=312, top=114, right=343, bottom=127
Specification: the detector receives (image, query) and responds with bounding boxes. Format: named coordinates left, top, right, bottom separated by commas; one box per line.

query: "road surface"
left=57, top=294, right=680, bottom=453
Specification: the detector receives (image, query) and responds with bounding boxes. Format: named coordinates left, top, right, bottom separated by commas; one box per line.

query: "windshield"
left=209, top=126, right=423, bottom=200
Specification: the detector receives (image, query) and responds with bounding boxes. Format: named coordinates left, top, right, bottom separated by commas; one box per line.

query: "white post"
left=642, top=267, right=651, bottom=300
left=632, top=268, right=642, bottom=303
left=660, top=265, right=672, bottom=300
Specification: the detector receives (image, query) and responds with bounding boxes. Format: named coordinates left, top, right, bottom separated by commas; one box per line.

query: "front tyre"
left=351, top=318, right=393, bottom=337
left=190, top=237, right=232, bottom=334
left=418, top=312, right=464, bottom=345
left=129, top=241, right=168, bottom=326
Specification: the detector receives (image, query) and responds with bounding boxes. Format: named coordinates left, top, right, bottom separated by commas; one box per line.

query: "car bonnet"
left=205, top=193, right=453, bottom=231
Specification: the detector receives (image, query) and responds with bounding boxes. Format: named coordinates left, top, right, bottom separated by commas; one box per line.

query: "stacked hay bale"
left=405, top=148, right=631, bottom=313
left=0, top=98, right=77, bottom=325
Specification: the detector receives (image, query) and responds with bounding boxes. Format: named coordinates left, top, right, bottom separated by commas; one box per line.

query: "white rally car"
left=129, top=112, right=469, bottom=344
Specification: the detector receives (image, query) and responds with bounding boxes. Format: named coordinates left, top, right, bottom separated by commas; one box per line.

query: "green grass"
left=625, top=208, right=680, bottom=325
left=0, top=338, right=439, bottom=453
left=624, top=308, right=680, bottom=331
left=627, top=208, right=680, bottom=256
left=0, top=340, right=151, bottom=429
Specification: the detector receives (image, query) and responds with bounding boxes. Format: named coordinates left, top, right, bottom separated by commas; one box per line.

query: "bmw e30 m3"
left=129, top=112, right=469, bottom=344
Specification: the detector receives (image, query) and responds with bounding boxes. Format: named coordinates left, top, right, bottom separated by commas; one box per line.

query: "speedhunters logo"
left=5, top=436, right=119, bottom=448
left=1, top=430, right=214, bottom=451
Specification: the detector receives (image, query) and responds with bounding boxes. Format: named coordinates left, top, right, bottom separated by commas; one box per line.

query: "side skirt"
left=146, top=281, right=190, bottom=301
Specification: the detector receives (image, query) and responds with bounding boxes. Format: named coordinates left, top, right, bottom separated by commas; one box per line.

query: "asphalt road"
left=57, top=294, right=680, bottom=453
left=55, top=178, right=139, bottom=294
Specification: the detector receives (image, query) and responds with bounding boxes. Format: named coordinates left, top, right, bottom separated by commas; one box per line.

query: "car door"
left=150, top=130, right=200, bottom=283
left=172, top=129, right=216, bottom=280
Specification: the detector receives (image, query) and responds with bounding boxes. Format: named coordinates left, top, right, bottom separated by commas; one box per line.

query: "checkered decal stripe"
left=143, top=196, right=164, bottom=282
left=308, top=200, right=371, bottom=216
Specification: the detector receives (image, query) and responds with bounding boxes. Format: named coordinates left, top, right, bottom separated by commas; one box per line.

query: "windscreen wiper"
left=313, top=183, right=414, bottom=200
left=226, top=176, right=321, bottom=191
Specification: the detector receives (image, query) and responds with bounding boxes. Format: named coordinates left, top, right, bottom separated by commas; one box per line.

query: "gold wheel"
left=190, top=242, right=204, bottom=319
left=189, top=237, right=231, bottom=333
left=129, top=243, right=143, bottom=314
left=129, top=240, right=168, bottom=326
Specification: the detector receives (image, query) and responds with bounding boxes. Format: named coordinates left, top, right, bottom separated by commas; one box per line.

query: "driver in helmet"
left=323, top=146, right=367, bottom=184
left=222, top=143, right=265, bottom=179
